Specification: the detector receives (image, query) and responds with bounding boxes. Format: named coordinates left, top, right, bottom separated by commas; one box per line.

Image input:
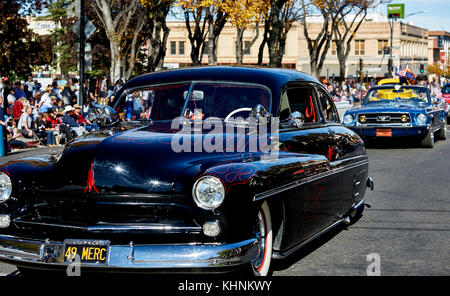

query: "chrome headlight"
left=0, top=172, right=12, bottom=203
left=192, top=176, right=225, bottom=210
left=343, top=114, right=354, bottom=125
left=416, top=113, right=427, bottom=125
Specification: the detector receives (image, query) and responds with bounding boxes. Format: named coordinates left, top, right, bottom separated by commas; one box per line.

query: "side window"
left=285, top=86, right=319, bottom=124
left=115, top=83, right=190, bottom=121
left=317, top=88, right=339, bottom=123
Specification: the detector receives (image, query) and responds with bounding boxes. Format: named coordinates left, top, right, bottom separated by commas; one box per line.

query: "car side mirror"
left=250, top=104, right=271, bottom=121
left=288, top=111, right=305, bottom=128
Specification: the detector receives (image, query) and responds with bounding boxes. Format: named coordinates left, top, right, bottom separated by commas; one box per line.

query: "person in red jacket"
left=72, top=104, right=97, bottom=132
left=12, top=97, right=24, bottom=120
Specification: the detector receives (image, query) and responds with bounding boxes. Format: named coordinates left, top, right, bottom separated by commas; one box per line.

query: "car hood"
left=37, top=122, right=272, bottom=196
left=348, top=101, right=428, bottom=113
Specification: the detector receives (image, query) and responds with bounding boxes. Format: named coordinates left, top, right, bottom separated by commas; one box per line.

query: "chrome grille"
left=358, top=113, right=410, bottom=124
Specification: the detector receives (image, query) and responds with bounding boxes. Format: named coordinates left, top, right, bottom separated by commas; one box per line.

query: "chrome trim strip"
left=0, top=235, right=258, bottom=270
left=351, top=199, right=365, bottom=211
left=253, top=179, right=306, bottom=201
left=12, top=220, right=202, bottom=234
left=272, top=218, right=345, bottom=259
left=366, top=177, right=374, bottom=191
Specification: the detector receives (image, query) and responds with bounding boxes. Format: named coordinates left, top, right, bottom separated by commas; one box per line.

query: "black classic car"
left=0, top=67, right=373, bottom=275
left=343, top=85, right=447, bottom=148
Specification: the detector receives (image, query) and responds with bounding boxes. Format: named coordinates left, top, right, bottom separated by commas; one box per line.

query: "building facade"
left=164, top=18, right=429, bottom=79
left=428, top=31, right=450, bottom=66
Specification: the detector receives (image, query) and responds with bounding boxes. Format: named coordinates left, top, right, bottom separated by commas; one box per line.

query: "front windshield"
left=364, top=86, right=430, bottom=104
left=115, top=82, right=271, bottom=121
left=442, top=85, right=450, bottom=94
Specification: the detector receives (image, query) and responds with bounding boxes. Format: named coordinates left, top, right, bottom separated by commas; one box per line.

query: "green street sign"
left=388, top=4, right=405, bottom=19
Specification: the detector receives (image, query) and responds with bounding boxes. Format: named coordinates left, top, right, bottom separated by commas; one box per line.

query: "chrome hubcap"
left=252, top=211, right=266, bottom=271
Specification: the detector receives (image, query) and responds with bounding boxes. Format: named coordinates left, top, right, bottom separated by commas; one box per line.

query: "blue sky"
left=376, top=0, right=450, bottom=31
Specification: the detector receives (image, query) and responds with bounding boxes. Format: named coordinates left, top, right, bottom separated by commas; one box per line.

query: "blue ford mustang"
left=343, top=85, right=447, bottom=148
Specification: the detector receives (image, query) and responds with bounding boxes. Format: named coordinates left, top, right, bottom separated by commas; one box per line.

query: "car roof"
left=122, top=66, right=318, bottom=89
left=116, top=66, right=320, bottom=113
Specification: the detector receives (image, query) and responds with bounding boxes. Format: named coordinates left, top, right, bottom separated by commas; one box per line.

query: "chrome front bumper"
left=0, top=235, right=258, bottom=272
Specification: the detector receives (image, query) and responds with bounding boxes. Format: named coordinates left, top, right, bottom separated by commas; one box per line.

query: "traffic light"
left=420, top=64, right=424, bottom=74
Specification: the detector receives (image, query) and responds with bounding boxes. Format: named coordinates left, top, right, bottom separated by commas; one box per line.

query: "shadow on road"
left=271, top=223, right=349, bottom=273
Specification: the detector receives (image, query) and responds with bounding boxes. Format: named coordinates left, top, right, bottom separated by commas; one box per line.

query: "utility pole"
left=79, top=0, right=86, bottom=106
left=388, top=16, right=395, bottom=76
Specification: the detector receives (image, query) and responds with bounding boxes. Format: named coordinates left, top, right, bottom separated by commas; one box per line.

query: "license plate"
left=376, top=129, right=392, bottom=137
left=63, top=239, right=109, bottom=264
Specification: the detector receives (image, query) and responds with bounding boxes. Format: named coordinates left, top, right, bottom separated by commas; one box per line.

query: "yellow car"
left=369, top=87, right=418, bottom=101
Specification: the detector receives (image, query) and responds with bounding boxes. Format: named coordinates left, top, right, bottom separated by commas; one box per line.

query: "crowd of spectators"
left=0, top=75, right=121, bottom=154
left=322, top=77, right=448, bottom=105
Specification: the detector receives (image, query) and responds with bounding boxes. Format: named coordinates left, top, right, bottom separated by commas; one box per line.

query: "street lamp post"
left=385, top=0, right=427, bottom=77
left=79, top=0, right=86, bottom=106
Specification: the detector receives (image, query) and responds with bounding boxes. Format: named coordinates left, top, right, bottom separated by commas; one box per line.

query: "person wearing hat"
left=62, top=105, right=83, bottom=137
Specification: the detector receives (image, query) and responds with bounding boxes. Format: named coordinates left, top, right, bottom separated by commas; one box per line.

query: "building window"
left=170, top=41, right=176, bottom=55
left=332, top=41, right=337, bottom=55
left=234, top=41, right=251, bottom=55
left=378, top=40, right=388, bottom=55
left=355, top=40, right=365, bottom=56
left=178, top=41, right=185, bottom=55
left=244, top=41, right=251, bottom=55
left=202, top=42, right=209, bottom=56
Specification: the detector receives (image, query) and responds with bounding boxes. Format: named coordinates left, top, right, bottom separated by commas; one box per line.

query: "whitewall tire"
left=250, top=201, right=273, bottom=276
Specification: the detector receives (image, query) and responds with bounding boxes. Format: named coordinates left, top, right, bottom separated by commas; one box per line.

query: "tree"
left=42, top=0, right=77, bottom=78
left=426, top=63, right=447, bottom=77
left=178, top=0, right=228, bottom=66
left=177, top=1, right=208, bottom=66
left=332, top=0, right=378, bottom=82
left=141, top=0, right=174, bottom=73
left=0, top=0, right=49, bottom=79
left=300, top=0, right=348, bottom=79
left=257, top=0, right=302, bottom=67
left=222, top=0, right=269, bottom=65
left=92, top=0, right=150, bottom=81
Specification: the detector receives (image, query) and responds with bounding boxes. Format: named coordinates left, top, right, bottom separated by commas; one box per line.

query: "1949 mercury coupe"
left=0, top=67, right=373, bottom=276
left=343, top=85, right=447, bottom=148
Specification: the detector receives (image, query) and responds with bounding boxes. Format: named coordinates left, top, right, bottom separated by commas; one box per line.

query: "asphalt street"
left=0, top=130, right=449, bottom=276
